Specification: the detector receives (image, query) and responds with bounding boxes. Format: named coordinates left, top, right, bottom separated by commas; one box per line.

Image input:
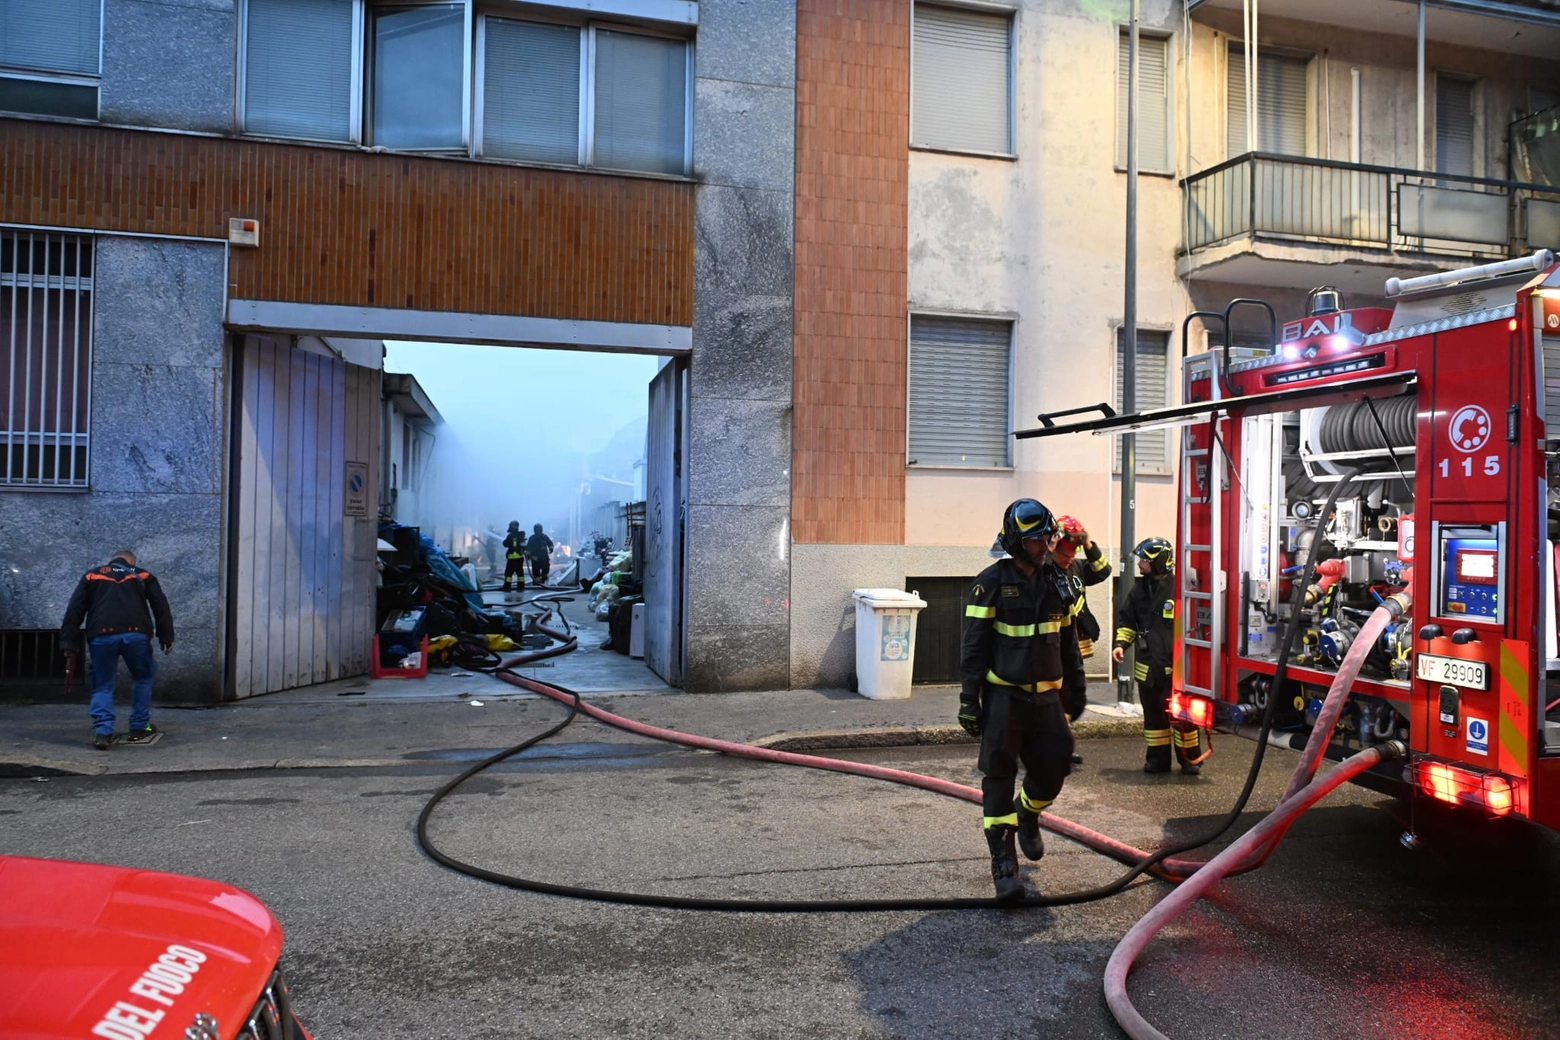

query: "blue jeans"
left=88, top=633, right=157, bottom=734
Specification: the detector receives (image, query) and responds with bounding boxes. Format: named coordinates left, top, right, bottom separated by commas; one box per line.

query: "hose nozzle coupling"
left=1380, top=591, right=1411, bottom=621
left=1379, top=739, right=1409, bottom=761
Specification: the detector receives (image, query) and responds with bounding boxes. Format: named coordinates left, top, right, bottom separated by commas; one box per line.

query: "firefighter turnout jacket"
left=526, top=531, right=554, bottom=561
left=60, top=560, right=175, bottom=653
left=1062, top=544, right=1112, bottom=656
left=503, top=533, right=525, bottom=560
left=1114, top=571, right=1176, bottom=681
left=962, top=557, right=1082, bottom=696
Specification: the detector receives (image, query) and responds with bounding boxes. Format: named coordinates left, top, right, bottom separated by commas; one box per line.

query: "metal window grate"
left=0, top=629, right=68, bottom=682
left=1, top=230, right=94, bottom=487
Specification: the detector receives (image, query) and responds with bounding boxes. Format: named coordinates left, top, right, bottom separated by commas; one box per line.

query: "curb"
left=0, top=757, right=108, bottom=778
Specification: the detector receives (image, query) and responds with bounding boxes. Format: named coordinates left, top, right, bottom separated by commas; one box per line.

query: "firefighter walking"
left=1113, top=537, right=1209, bottom=774
left=526, top=523, right=554, bottom=587
left=501, top=521, right=526, bottom=593
left=960, top=498, right=1083, bottom=900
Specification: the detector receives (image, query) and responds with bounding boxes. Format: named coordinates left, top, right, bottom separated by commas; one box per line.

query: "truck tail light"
left=1169, top=691, right=1214, bottom=728
left=1414, top=760, right=1516, bottom=818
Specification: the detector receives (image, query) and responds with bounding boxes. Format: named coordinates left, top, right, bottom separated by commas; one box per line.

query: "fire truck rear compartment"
left=1229, top=397, right=1419, bottom=761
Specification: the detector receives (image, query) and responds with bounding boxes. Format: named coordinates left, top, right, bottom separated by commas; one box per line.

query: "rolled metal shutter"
left=1435, top=76, right=1475, bottom=177
left=1115, top=329, right=1169, bottom=474
left=908, top=315, right=1011, bottom=468
left=912, top=5, right=1011, bottom=154
left=1227, top=47, right=1308, bottom=157
left=1117, top=33, right=1170, bottom=172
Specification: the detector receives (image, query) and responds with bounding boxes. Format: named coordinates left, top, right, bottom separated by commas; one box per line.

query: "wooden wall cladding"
left=0, top=118, right=693, bottom=326
left=792, top=0, right=910, bottom=545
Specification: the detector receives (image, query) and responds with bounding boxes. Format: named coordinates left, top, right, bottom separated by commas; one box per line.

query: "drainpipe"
left=1417, top=1, right=1426, bottom=170
left=1351, top=67, right=1362, bottom=164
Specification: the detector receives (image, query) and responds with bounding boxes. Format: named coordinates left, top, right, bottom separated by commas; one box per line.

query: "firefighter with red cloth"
left=1113, top=537, right=1209, bottom=774
left=1050, top=515, right=1111, bottom=723
left=959, top=498, right=1084, bottom=900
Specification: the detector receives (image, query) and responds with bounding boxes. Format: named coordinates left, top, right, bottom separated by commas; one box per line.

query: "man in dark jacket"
left=526, top=523, right=554, bottom=587
left=501, top=521, right=526, bottom=593
left=960, top=498, right=1083, bottom=900
left=61, top=551, right=175, bottom=750
left=1113, top=537, right=1207, bottom=774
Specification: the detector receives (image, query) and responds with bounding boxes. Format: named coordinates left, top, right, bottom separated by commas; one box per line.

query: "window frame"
left=0, top=228, right=95, bottom=491
left=236, top=0, right=365, bottom=143
left=366, top=1, right=473, bottom=154
left=1113, top=27, right=1175, bottom=177
left=236, top=0, right=693, bottom=175
left=909, top=0, right=1018, bottom=161
left=1111, top=323, right=1172, bottom=478
left=905, top=309, right=1017, bottom=472
left=0, top=0, right=105, bottom=121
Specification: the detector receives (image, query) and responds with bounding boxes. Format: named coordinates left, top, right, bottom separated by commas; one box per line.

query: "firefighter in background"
left=526, top=523, right=555, bottom=587
left=1112, top=537, right=1208, bottom=774
left=960, top=498, right=1083, bottom=900
left=501, top=521, right=526, bottom=594
left=1050, top=515, right=1112, bottom=723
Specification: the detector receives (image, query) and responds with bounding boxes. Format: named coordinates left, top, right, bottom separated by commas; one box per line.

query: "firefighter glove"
left=958, top=683, right=984, bottom=738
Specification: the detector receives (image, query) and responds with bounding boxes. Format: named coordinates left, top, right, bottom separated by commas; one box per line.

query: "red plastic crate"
left=370, top=634, right=429, bottom=679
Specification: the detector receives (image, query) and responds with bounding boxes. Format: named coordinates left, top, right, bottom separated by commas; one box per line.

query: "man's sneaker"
left=93, top=731, right=112, bottom=751
left=123, top=724, right=158, bottom=745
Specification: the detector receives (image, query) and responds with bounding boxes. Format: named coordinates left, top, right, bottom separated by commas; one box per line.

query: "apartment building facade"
left=3, top=0, right=1556, bottom=697
left=786, top=0, right=1560, bottom=687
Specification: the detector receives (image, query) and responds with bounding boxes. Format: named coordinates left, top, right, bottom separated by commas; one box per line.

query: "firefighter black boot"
left=1174, top=725, right=1205, bottom=775
left=1014, top=793, right=1045, bottom=861
left=984, top=825, right=1024, bottom=901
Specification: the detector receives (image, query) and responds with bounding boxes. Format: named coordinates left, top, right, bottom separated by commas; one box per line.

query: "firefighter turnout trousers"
left=1138, top=669, right=1208, bottom=771
left=977, top=685, right=1075, bottom=825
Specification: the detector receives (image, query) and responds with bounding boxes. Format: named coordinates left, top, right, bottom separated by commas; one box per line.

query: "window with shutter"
left=908, top=316, right=1013, bottom=468
left=1436, top=76, right=1476, bottom=177
left=593, top=30, right=689, bottom=175
left=1114, top=328, right=1170, bottom=475
left=1116, top=32, right=1171, bottom=174
left=1227, top=46, right=1308, bottom=157
left=244, top=0, right=356, bottom=142
left=482, top=19, right=581, bottom=164
left=0, top=0, right=101, bottom=119
left=912, top=5, right=1013, bottom=155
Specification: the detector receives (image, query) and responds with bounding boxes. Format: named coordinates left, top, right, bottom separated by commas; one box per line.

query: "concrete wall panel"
left=0, top=237, right=228, bottom=703
left=684, top=0, right=797, bottom=690
left=100, top=0, right=236, bottom=133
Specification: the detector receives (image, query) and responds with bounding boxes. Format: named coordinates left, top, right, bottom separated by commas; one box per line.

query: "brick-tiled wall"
left=0, top=119, right=693, bottom=327
left=792, top=0, right=910, bottom=545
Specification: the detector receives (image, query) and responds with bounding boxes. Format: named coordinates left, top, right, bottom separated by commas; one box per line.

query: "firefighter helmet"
left=999, top=499, right=1058, bottom=563
left=1132, top=536, right=1174, bottom=575
left=1057, top=515, right=1087, bottom=544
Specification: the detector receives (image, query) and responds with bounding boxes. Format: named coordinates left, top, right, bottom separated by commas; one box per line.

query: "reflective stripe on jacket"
left=961, top=558, right=1080, bottom=693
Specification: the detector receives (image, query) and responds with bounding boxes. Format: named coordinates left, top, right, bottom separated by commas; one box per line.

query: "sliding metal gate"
left=227, top=335, right=379, bottom=697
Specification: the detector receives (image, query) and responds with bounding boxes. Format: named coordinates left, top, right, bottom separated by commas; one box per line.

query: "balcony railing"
left=1182, top=152, right=1560, bottom=261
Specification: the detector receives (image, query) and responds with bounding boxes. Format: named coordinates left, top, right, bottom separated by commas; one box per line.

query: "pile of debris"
left=376, top=524, right=559, bottom=673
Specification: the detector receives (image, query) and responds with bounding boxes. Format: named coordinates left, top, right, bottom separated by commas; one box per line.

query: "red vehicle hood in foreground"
left=0, top=854, right=287, bottom=1040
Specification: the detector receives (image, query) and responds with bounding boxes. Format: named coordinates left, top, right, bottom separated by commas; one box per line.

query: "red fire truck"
left=1023, top=249, right=1560, bottom=832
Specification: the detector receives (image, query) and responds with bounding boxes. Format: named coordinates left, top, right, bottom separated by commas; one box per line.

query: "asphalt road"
left=4, top=729, right=1557, bottom=1040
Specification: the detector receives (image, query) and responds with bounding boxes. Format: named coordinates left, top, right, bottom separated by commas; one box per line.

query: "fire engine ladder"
left=1178, top=354, right=1222, bottom=703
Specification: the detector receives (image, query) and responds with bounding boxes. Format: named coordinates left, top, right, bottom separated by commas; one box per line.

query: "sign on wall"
left=345, top=461, right=369, bottom=517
